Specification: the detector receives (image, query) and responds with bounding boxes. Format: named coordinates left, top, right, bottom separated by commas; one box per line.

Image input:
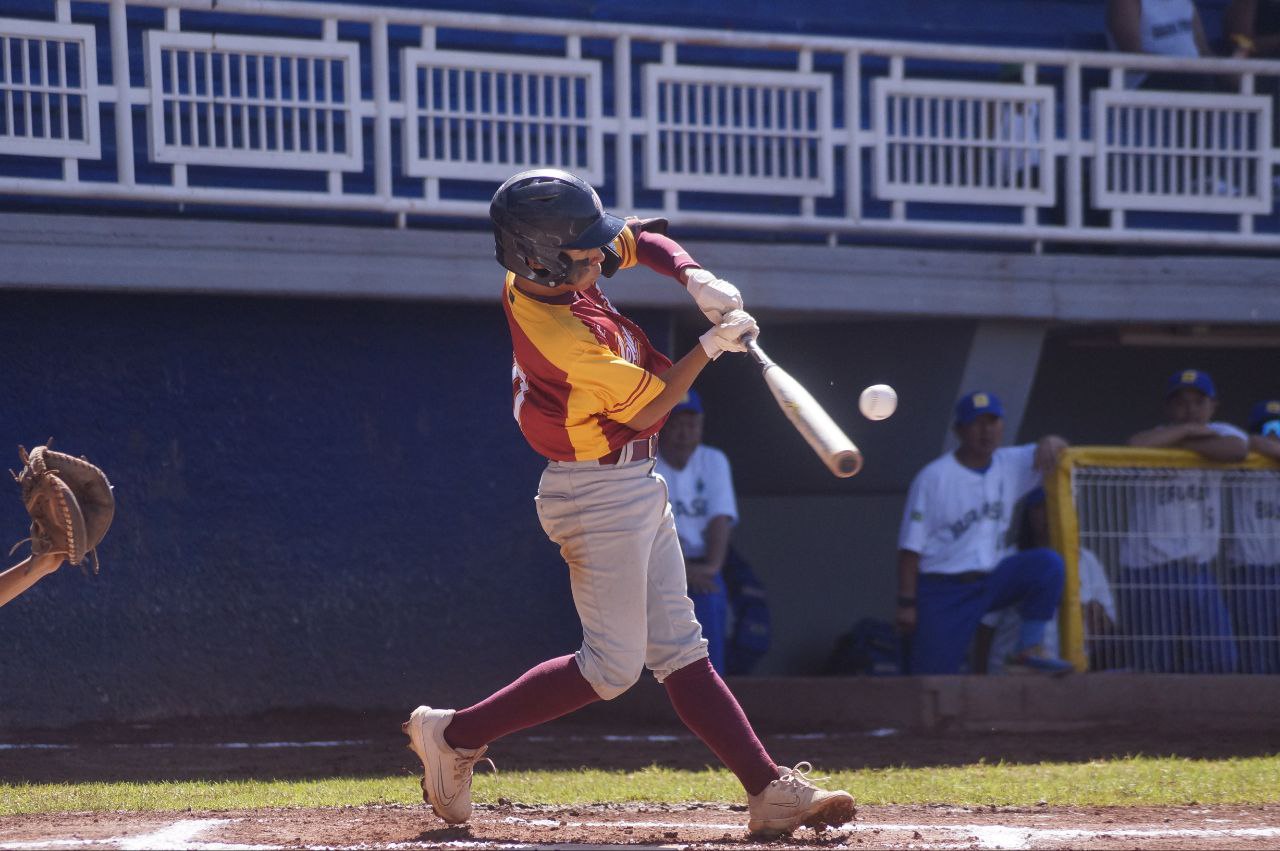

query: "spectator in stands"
left=0, top=553, right=66, bottom=608
left=975, top=487, right=1117, bottom=674
left=1107, top=0, right=1215, bottom=89
left=896, top=391, right=1072, bottom=676
left=1225, top=1, right=1280, bottom=144
left=1225, top=1, right=1280, bottom=60
left=1224, top=399, right=1280, bottom=673
left=655, top=389, right=738, bottom=675
left=1119, top=369, right=1246, bottom=673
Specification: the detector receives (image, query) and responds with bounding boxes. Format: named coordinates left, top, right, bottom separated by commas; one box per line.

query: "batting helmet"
left=489, top=169, right=626, bottom=286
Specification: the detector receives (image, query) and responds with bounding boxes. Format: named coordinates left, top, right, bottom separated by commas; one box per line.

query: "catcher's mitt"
left=11, top=443, right=115, bottom=574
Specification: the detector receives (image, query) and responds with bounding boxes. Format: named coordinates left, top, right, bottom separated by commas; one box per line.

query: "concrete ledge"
left=3, top=213, right=1279, bottom=323
left=573, top=674, right=1280, bottom=733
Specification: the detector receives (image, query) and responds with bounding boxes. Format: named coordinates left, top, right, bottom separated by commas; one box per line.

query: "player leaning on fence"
left=1223, top=398, right=1280, bottom=674
left=895, top=391, right=1072, bottom=676
left=1120, top=369, right=1248, bottom=673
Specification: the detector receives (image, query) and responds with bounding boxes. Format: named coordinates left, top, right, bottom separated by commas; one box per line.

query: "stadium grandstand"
left=0, top=0, right=1277, bottom=725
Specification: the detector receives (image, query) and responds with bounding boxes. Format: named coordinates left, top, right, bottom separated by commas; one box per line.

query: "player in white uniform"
left=1225, top=399, right=1280, bottom=672
left=896, top=391, right=1071, bottom=675
left=1122, top=369, right=1248, bottom=673
left=655, top=389, right=738, bottom=674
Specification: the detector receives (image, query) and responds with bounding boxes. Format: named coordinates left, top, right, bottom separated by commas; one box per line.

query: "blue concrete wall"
left=0, top=290, right=669, bottom=725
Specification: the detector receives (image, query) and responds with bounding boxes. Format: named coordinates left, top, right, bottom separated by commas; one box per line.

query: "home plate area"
left=3, top=803, right=1279, bottom=850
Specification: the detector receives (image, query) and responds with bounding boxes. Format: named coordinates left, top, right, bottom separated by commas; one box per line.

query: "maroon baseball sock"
left=443, top=654, right=601, bottom=751
left=663, top=658, right=779, bottom=796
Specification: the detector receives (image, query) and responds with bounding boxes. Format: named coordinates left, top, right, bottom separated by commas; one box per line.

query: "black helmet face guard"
left=490, top=169, right=626, bottom=286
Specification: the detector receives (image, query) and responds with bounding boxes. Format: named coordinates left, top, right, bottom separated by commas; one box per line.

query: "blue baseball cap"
left=1166, top=369, right=1216, bottom=399
left=672, top=388, right=703, bottom=415
left=954, top=391, right=1004, bottom=425
left=1249, top=399, right=1280, bottom=434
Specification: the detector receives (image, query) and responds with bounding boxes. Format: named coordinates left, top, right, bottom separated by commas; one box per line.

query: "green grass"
left=3, top=756, right=1279, bottom=816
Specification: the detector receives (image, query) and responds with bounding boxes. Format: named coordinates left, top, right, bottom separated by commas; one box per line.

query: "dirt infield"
left=4, top=803, right=1280, bottom=849
left=2, top=710, right=1279, bottom=849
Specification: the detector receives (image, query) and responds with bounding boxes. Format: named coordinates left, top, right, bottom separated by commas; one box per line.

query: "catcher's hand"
left=11, top=442, right=114, bottom=574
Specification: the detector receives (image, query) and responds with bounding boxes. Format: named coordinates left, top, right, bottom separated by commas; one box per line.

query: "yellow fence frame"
left=1045, top=446, right=1280, bottom=672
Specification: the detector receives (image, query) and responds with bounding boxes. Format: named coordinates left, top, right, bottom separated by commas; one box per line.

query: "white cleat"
left=401, top=705, right=489, bottom=825
left=746, top=762, right=856, bottom=839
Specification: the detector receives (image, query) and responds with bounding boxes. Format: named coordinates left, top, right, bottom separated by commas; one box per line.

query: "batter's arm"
left=625, top=345, right=712, bottom=433
left=0, top=553, right=65, bottom=608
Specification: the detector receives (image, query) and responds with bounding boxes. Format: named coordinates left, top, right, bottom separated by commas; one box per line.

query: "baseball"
left=859, top=384, right=898, bottom=420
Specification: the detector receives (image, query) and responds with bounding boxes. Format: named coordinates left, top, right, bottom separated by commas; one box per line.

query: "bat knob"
left=836, top=452, right=863, bottom=477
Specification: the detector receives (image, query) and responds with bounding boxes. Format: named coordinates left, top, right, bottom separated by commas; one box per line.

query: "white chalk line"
left=0, top=730, right=898, bottom=752
left=3, top=814, right=1280, bottom=851
left=0, top=741, right=371, bottom=751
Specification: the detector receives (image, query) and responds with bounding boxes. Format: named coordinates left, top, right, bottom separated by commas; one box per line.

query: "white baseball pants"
left=535, top=457, right=709, bottom=699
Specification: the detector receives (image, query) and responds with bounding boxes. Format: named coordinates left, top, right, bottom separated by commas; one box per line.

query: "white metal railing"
left=2, top=0, right=1279, bottom=249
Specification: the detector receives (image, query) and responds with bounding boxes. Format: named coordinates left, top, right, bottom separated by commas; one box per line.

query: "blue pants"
left=910, top=548, right=1064, bottom=675
left=1116, top=563, right=1238, bottom=674
left=690, top=574, right=728, bottom=676
left=1226, top=565, right=1280, bottom=674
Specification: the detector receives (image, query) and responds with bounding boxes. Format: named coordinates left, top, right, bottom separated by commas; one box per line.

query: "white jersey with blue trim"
left=1119, top=421, right=1248, bottom=569
left=898, top=444, right=1042, bottom=575
left=655, top=444, right=738, bottom=560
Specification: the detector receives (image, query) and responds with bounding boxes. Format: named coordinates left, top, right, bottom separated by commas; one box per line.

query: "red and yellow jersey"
left=502, top=229, right=672, bottom=461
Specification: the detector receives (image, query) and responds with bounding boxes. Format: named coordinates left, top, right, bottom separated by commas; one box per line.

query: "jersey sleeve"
left=1208, top=421, right=1249, bottom=442
left=1006, top=443, right=1042, bottom=497
left=704, top=448, right=739, bottom=525
left=569, top=340, right=665, bottom=424
left=898, top=468, right=931, bottom=553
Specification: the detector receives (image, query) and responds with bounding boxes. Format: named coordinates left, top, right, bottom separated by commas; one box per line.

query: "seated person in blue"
left=656, top=390, right=738, bottom=675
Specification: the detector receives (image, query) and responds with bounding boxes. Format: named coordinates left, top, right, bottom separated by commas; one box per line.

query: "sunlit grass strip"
left=3, top=756, right=1279, bottom=816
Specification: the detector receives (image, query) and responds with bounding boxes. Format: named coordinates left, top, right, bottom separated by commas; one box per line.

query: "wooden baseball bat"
left=746, top=338, right=863, bottom=478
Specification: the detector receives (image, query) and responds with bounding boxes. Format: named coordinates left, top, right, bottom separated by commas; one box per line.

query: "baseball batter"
left=402, top=169, right=854, bottom=839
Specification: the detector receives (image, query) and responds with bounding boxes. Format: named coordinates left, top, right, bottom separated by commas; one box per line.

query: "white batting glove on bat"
left=698, top=309, right=758, bottom=360
left=684, top=268, right=743, bottom=324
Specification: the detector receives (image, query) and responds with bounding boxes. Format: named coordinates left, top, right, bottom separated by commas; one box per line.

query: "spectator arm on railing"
left=1250, top=434, right=1280, bottom=460
left=1106, top=0, right=1147, bottom=53
left=1178, top=434, right=1250, bottom=462
left=1128, top=422, right=1211, bottom=447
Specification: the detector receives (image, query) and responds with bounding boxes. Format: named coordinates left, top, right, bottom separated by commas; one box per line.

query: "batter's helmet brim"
left=561, top=211, right=627, bottom=250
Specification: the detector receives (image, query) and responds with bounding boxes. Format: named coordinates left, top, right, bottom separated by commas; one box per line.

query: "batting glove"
left=684, top=268, right=743, bottom=324
left=699, top=309, right=757, bottom=360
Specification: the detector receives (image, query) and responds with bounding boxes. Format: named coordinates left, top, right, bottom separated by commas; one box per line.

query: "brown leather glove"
left=12, top=443, right=114, bottom=574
